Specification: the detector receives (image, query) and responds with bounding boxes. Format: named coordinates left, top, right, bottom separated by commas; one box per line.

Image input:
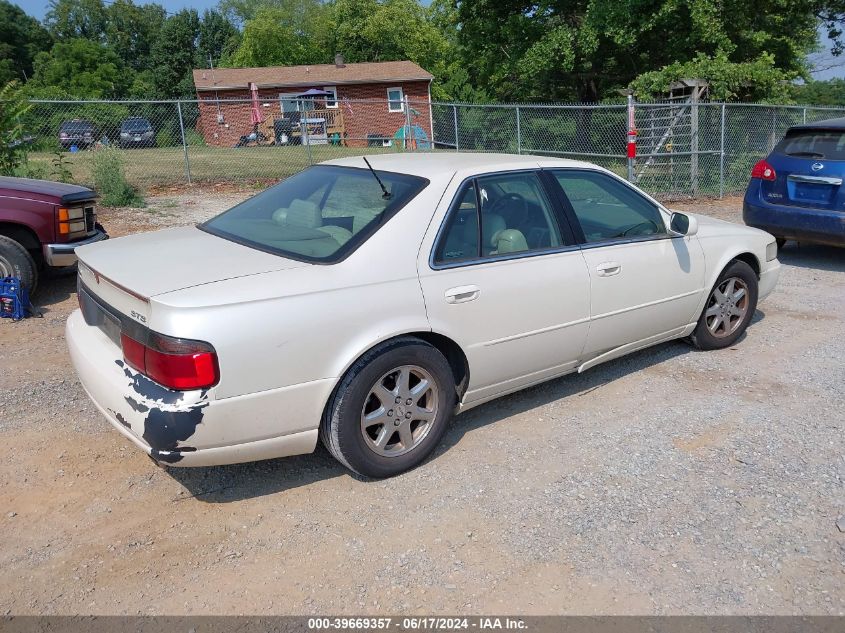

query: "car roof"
left=788, top=116, right=845, bottom=132
left=321, top=152, right=596, bottom=178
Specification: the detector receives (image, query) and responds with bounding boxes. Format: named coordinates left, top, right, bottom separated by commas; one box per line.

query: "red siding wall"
left=195, top=80, right=432, bottom=148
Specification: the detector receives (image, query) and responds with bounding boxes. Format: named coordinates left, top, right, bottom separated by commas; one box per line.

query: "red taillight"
left=751, top=159, right=777, bottom=181
left=120, top=331, right=219, bottom=391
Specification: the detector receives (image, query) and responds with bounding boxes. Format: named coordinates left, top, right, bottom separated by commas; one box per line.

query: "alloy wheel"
left=360, top=365, right=438, bottom=457
left=704, top=276, right=750, bottom=338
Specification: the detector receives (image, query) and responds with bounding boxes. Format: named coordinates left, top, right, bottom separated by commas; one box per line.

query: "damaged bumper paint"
left=66, top=310, right=324, bottom=467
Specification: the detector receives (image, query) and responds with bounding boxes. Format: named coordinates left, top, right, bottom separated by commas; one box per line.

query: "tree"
left=0, top=1, right=53, bottom=84
left=226, top=6, right=328, bottom=67
left=198, top=9, right=241, bottom=67
left=104, top=0, right=166, bottom=72
left=454, top=0, right=839, bottom=102
left=791, top=78, right=845, bottom=105
left=45, top=0, right=108, bottom=41
left=0, top=81, right=33, bottom=176
left=149, top=9, right=200, bottom=98
left=29, top=38, right=128, bottom=98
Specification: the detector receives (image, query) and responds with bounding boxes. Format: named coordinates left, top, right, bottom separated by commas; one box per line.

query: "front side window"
left=202, top=165, right=428, bottom=262
left=324, top=86, right=338, bottom=108
left=387, top=87, right=404, bottom=112
left=434, top=171, right=564, bottom=264
left=552, top=170, right=665, bottom=243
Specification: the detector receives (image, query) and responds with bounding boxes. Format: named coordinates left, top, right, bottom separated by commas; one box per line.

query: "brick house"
left=192, top=58, right=434, bottom=148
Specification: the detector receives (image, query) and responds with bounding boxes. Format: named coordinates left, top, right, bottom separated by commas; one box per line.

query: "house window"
left=324, top=86, right=338, bottom=108
left=279, top=93, right=313, bottom=114
left=387, top=87, right=404, bottom=112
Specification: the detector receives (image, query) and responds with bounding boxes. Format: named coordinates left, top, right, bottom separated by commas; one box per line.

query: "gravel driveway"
left=0, top=193, right=842, bottom=615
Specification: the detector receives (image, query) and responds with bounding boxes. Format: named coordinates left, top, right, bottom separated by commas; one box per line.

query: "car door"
left=547, top=169, right=706, bottom=359
left=418, top=170, right=591, bottom=405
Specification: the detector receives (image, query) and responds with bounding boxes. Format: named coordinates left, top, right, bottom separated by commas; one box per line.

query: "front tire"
left=320, top=337, right=455, bottom=478
left=0, top=235, right=38, bottom=293
left=690, top=260, right=758, bottom=350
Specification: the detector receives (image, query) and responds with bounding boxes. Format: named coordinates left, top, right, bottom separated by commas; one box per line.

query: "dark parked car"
left=119, top=117, right=155, bottom=148
left=744, top=117, right=845, bottom=247
left=59, top=119, right=96, bottom=149
left=0, top=177, right=108, bottom=291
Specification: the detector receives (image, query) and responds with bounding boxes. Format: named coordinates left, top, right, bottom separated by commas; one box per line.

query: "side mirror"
left=669, top=212, right=698, bottom=237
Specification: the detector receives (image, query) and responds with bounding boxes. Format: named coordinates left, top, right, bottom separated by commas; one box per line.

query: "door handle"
left=596, top=261, right=621, bottom=276
left=445, top=285, right=480, bottom=304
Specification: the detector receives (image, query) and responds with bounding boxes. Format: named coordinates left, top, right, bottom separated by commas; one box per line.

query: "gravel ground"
left=0, top=192, right=843, bottom=615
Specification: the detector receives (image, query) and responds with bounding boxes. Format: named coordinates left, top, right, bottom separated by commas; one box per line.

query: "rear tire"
left=320, top=337, right=455, bottom=478
left=0, top=235, right=38, bottom=293
left=690, top=260, right=758, bottom=351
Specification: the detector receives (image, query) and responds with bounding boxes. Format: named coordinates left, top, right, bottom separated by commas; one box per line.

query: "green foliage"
left=30, top=38, right=128, bottom=98
left=790, top=79, right=845, bottom=106
left=50, top=148, right=73, bottom=182
left=91, top=146, right=144, bottom=206
left=149, top=9, right=200, bottom=98
left=455, top=0, right=827, bottom=102
left=631, top=52, right=797, bottom=103
left=0, top=81, right=34, bottom=176
left=227, top=6, right=326, bottom=67
left=0, top=1, right=53, bottom=85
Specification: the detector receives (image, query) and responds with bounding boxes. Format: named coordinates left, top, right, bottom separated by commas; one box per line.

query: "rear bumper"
left=743, top=196, right=845, bottom=247
left=66, top=309, right=328, bottom=467
left=43, top=229, right=109, bottom=267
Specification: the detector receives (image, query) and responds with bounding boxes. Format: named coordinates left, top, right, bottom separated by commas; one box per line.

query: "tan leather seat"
left=491, top=228, right=528, bottom=254
left=273, top=199, right=321, bottom=228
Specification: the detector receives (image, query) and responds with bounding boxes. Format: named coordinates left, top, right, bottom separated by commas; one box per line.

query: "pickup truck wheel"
left=0, top=235, right=38, bottom=293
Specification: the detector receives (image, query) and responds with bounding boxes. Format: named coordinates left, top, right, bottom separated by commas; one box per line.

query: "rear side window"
left=434, top=171, right=564, bottom=265
left=775, top=130, right=845, bottom=160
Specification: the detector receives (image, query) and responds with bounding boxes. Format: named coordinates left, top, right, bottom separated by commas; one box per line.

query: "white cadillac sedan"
left=67, top=153, right=780, bottom=477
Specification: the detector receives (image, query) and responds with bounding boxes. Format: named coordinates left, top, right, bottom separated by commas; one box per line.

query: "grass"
left=26, top=144, right=405, bottom=194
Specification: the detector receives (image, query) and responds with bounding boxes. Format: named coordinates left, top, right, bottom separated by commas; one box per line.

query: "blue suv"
left=743, top=117, right=845, bottom=247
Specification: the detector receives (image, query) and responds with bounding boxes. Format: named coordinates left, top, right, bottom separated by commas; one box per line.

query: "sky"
left=14, top=0, right=845, bottom=81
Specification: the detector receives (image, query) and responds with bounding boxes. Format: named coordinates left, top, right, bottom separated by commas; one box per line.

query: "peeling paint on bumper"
left=66, top=310, right=329, bottom=467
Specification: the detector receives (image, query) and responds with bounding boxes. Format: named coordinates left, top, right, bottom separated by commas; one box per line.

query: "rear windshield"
left=774, top=130, right=845, bottom=160
left=60, top=121, right=94, bottom=133
left=122, top=118, right=151, bottom=131
left=201, top=165, right=429, bottom=263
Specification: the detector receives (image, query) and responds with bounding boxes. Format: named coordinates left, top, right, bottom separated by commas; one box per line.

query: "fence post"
left=626, top=95, right=635, bottom=183
left=802, top=107, right=807, bottom=124
left=516, top=106, right=522, bottom=154
left=303, top=113, right=313, bottom=165
left=453, top=105, right=459, bottom=152
left=176, top=100, right=191, bottom=185
left=719, top=103, right=726, bottom=199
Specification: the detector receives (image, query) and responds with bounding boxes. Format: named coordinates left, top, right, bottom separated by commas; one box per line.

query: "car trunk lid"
left=76, top=225, right=309, bottom=301
left=762, top=127, right=845, bottom=210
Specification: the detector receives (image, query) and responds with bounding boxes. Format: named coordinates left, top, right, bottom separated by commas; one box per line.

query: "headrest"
left=492, top=229, right=528, bottom=254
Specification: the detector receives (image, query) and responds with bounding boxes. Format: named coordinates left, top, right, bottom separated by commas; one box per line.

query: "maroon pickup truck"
left=0, top=177, right=108, bottom=292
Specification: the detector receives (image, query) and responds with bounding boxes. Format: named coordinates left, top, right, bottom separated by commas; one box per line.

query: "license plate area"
left=78, top=281, right=122, bottom=348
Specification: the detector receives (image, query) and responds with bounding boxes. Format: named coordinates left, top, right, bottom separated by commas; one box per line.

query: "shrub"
left=0, top=81, right=33, bottom=176
left=92, top=147, right=144, bottom=207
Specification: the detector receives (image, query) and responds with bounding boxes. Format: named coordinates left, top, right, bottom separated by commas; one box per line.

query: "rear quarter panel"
left=151, top=173, right=454, bottom=402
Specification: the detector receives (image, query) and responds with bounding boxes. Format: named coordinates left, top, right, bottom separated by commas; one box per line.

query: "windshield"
left=122, top=119, right=152, bottom=132
left=775, top=129, right=845, bottom=160
left=201, top=165, right=429, bottom=262
left=61, top=121, right=93, bottom=133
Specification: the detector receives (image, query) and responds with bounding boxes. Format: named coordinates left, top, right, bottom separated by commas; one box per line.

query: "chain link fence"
left=16, top=97, right=845, bottom=201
